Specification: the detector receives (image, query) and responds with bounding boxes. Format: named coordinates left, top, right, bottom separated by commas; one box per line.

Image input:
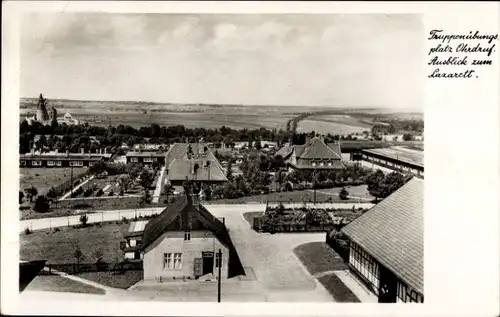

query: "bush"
left=24, top=227, right=32, bottom=235
left=339, top=187, right=349, bottom=200
left=108, top=190, right=114, bottom=197
left=79, top=214, right=88, bottom=227
left=33, top=195, right=50, bottom=213
left=53, top=227, right=60, bottom=233
left=96, top=189, right=104, bottom=197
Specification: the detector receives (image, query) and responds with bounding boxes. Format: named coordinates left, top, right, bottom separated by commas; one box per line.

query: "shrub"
left=24, top=227, right=32, bottom=235
left=339, top=187, right=349, bottom=200
left=79, top=214, right=88, bottom=227
left=33, top=195, right=50, bottom=213
left=53, top=227, right=60, bottom=233
left=96, top=189, right=104, bottom=197
left=108, top=190, right=114, bottom=197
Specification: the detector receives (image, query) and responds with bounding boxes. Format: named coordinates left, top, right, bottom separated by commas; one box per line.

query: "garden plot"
left=69, top=174, right=124, bottom=198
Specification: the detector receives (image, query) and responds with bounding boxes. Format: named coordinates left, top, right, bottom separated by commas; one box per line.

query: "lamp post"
left=217, top=248, right=222, bottom=303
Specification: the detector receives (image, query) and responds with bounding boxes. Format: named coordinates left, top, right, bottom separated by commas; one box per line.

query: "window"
left=143, top=157, right=153, bottom=162
left=20, top=161, right=26, bottom=166
left=320, top=162, right=324, bottom=166
left=131, top=157, right=139, bottom=163
left=174, top=253, right=182, bottom=269
left=47, top=161, right=55, bottom=166
left=328, top=162, right=332, bottom=166
left=215, top=252, right=222, bottom=268
left=70, top=161, right=83, bottom=167
left=153, top=157, right=158, bottom=161
left=56, top=161, right=62, bottom=166
left=163, top=253, right=172, bottom=269
left=312, top=162, right=316, bottom=167
left=32, top=161, right=42, bottom=166
left=184, top=230, right=191, bottom=241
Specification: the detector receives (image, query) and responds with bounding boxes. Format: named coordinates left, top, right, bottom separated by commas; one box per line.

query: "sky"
left=20, top=13, right=423, bottom=109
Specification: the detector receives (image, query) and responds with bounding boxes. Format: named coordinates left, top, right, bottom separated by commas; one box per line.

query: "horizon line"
left=19, top=96, right=423, bottom=112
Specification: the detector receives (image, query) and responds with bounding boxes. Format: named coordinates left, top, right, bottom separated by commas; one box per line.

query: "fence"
left=39, top=261, right=143, bottom=276
left=266, top=202, right=374, bottom=210
left=252, top=216, right=342, bottom=233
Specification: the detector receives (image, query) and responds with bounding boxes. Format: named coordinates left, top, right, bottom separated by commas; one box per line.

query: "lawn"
left=293, top=242, right=359, bottom=302
left=77, top=271, right=143, bottom=289
left=20, top=167, right=87, bottom=196
left=25, top=273, right=105, bottom=295
left=20, top=222, right=130, bottom=264
left=293, top=242, right=347, bottom=275
left=317, top=275, right=361, bottom=303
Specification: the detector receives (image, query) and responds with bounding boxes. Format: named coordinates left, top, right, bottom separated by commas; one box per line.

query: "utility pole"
left=70, top=165, right=74, bottom=198
left=313, top=169, right=317, bottom=205
left=217, top=248, right=222, bottom=303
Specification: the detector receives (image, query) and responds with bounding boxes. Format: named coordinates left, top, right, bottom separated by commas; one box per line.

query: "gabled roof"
left=299, top=137, right=342, bottom=160
left=168, top=158, right=227, bottom=182
left=166, top=143, right=227, bottom=182
left=141, top=194, right=245, bottom=278
left=342, top=177, right=423, bottom=294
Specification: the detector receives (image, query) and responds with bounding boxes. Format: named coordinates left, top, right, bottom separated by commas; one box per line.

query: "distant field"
left=297, top=119, right=368, bottom=135
left=20, top=168, right=87, bottom=196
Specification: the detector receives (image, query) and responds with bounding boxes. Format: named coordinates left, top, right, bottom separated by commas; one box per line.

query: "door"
left=378, top=266, right=397, bottom=303
left=202, top=252, right=214, bottom=275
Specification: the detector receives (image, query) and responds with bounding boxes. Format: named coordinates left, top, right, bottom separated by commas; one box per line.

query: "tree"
left=142, top=190, right=152, bottom=205
left=366, top=170, right=385, bottom=201
left=89, top=161, right=106, bottom=176
left=26, top=186, right=38, bottom=203
left=204, top=186, right=213, bottom=201
left=73, top=245, right=85, bottom=268
left=255, top=138, right=262, bottom=150
left=91, top=248, right=104, bottom=264
left=33, top=195, right=50, bottom=213
left=164, top=183, right=174, bottom=203
left=379, top=172, right=407, bottom=198
left=402, top=133, right=414, bottom=141
left=46, top=187, right=58, bottom=201
left=139, top=169, right=154, bottom=190
left=151, top=160, right=161, bottom=171
left=79, top=214, right=88, bottom=227
left=118, top=175, right=132, bottom=194
left=226, top=158, right=234, bottom=181
left=339, top=187, right=349, bottom=200
left=19, top=191, right=24, bottom=204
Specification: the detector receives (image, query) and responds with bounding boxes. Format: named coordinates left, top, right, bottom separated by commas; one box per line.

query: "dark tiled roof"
left=20, top=154, right=104, bottom=161
left=342, top=177, right=423, bottom=294
left=275, top=146, right=293, bottom=159
left=141, top=194, right=245, bottom=278
left=299, top=137, right=342, bottom=160
left=168, top=159, right=227, bottom=182
left=125, top=151, right=165, bottom=157
left=166, top=143, right=227, bottom=182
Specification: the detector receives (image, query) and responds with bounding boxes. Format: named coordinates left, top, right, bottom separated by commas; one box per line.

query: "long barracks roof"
left=20, top=153, right=105, bottom=161
left=125, top=151, right=166, bottom=157
left=342, top=177, right=423, bottom=294
left=361, top=146, right=424, bottom=168
left=141, top=194, right=245, bottom=278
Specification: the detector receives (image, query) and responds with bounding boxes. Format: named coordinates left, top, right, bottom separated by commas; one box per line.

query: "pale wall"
left=143, top=230, right=230, bottom=281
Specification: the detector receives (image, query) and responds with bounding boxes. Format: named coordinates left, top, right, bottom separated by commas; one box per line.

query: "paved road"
left=20, top=207, right=165, bottom=232
left=20, top=202, right=372, bottom=233
left=152, top=166, right=166, bottom=203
